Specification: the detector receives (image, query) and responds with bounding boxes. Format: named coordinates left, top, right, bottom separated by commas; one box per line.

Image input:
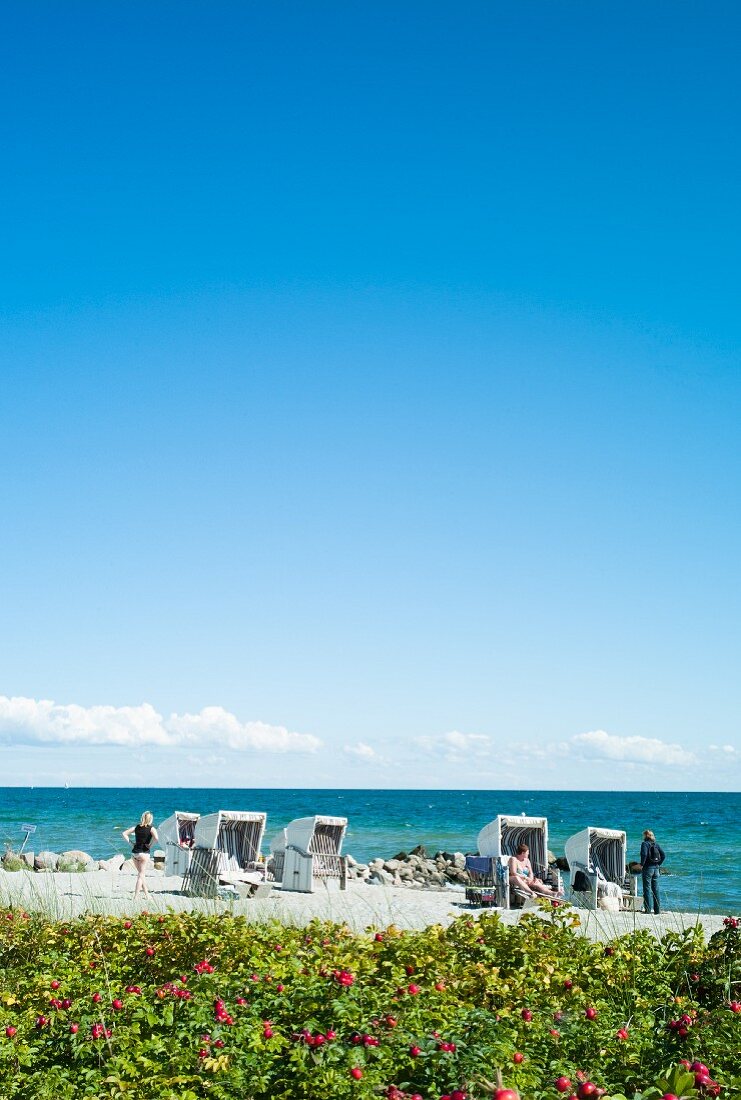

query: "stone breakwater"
left=2, top=843, right=568, bottom=887
left=2, top=850, right=159, bottom=875
left=345, top=845, right=472, bottom=889
left=344, top=844, right=565, bottom=890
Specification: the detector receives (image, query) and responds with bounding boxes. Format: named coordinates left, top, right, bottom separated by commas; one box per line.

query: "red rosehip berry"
left=513, top=1051, right=524, bottom=1063
left=350, top=1067, right=363, bottom=1080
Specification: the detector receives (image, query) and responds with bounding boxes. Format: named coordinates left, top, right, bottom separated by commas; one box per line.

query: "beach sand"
left=0, top=868, right=725, bottom=941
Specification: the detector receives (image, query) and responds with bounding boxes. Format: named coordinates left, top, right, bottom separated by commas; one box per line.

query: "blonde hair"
left=140, top=811, right=153, bottom=827
left=643, top=829, right=655, bottom=841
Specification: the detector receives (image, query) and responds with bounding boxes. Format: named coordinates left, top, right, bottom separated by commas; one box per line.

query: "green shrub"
left=55, top=858, right=88, bottom=874
left=0, top=903, right=738, bottom=1099
left=1, top=852, right=26, bottom=872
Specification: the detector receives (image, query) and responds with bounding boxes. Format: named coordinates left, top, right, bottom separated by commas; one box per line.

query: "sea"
left=0, top=788, right=738, bottom=915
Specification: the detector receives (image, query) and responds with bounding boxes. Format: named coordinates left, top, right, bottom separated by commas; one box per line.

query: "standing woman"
left=122, top=812, right=159, bottom=900
left=639, top=829, right=665, bottom=915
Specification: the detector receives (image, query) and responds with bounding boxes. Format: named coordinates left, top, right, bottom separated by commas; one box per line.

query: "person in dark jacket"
left=639, top=829, right=665, bottom=914
left=123, top=811, right=159, bottom=899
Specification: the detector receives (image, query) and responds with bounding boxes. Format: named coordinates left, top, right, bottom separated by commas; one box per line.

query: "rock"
left=383, top=859, right=401, bottom=872
left=60, top=849, right=95, bottom=868
left=346, top=854, right=358, bottom=868
left=35, top=851, right=59, bottom=871
left=554, top=856, right=570, bottom=872
left=368, top=868, right=393, bottom=885
left=98, top=854, right=125, bottom=872
left=21, top=851, right=34, bottom=868
left=120, top=858, right=139, bottom=874
left=453, top=852, right=466, bottom=869
left=368, top=858, right=385, bottom=871
left=410, top=844, right=427, bottom=857
left=391, top=850, right=408, bottom=862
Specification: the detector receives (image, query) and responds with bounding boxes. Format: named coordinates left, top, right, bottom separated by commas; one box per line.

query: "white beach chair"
left=182, top=810, right=269, bottom=898
left=477, top=814, right=561, bottom=908
left=269, top=815, right=348, bottom=893
left=564, top=827, right=638, bottom=911
left=158, top=811, right=200, bottom=876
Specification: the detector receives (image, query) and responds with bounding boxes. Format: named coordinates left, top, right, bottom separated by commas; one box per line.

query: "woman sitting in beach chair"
left=509, top=844, right=562, bottom=899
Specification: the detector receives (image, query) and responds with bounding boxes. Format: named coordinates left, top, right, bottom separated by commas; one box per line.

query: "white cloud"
left=416, top=730, right=492, bottom=759
left=570, top=729, right=696, bottom=767
left=0, top=696, right=321, bottom=754
left=343, top=741, right=381, bottom=761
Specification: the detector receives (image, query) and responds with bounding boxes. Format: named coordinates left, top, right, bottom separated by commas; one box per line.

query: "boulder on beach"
left=120, top=858, right=139, bottom=874
left=368, top=868, right=393, bottom=885
left=60, top=850, right=95, bottom=870
left=35, top=851, right=59, bottom=871
left=98, top=854, right=125, bottom=872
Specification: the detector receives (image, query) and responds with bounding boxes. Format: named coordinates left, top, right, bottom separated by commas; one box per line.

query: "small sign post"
left=19, top=824, right=37, bottom=854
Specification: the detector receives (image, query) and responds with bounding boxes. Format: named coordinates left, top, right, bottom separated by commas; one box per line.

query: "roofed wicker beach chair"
left=564, top=826, right=639, bottom=911
left=476, top=813, right=561, bottom=908
left=182, top=810, right=270, bottom=899
left=158, top=811, right=200, bottom=876
left=269, top=815, right=348, bottom=893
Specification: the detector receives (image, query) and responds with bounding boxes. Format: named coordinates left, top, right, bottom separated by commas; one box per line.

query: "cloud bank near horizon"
left=0, top=696, right=321, bottom=754
left=410, top=726, right=699, bottom=770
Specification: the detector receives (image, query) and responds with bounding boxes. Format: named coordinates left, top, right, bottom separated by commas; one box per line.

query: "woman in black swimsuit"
left=122, top=812, right=159, bottom=899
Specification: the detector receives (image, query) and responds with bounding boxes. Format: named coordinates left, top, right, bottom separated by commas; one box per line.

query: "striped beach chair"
left=182, top=810, right=269, bottom=898
left=158, top=811, right=200, bottom=876
left=269, top=815, right=348, bottom=893
left=564, top=827, right=638, bottom=911
left=476, top=814, right=561, bottom=907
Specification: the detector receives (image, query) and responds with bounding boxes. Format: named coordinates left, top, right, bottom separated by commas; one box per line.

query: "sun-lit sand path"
left=0, top=869, right=726, bottom=941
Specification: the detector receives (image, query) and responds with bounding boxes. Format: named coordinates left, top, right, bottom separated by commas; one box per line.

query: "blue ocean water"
left=0, top=788, right=738, bottom=915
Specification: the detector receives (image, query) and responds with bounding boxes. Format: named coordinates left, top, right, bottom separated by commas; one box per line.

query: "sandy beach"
left=0, top=867, right=726, bottom=941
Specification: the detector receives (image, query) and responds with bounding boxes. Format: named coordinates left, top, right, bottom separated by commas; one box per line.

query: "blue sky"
left=0, top=3, right=739, bottom=789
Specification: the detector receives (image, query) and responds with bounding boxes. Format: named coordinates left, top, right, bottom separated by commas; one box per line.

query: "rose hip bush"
left=0, top=903, right=738, bottom=1099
